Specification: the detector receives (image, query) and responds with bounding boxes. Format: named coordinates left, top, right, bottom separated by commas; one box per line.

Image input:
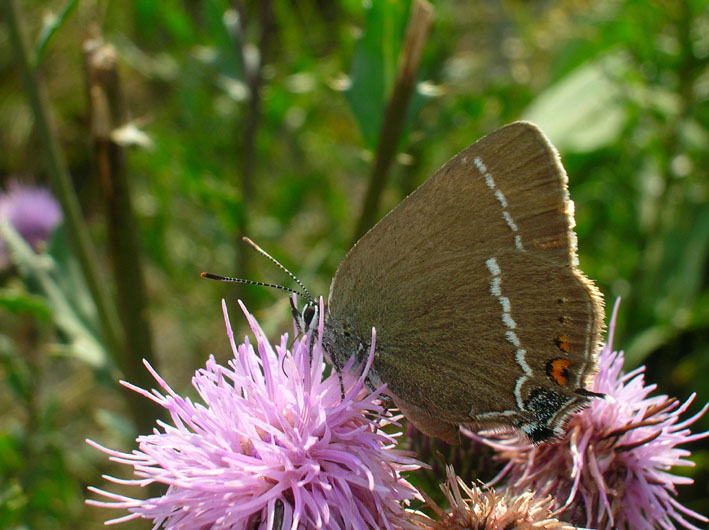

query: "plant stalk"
left=351, top=0, right=433, bottom=246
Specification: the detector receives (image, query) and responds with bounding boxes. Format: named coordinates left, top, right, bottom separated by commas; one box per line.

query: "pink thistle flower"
left=410, top=466, right=578, bottom=530
left=0, top=180, right=62, bottom=267
left=87, top=299, right=420, bottom=529
left=468, top=300, right=709, bottom=530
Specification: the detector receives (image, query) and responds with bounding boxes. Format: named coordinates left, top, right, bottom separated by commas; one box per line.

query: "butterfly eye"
left=302, top=303, right=318, bottom=331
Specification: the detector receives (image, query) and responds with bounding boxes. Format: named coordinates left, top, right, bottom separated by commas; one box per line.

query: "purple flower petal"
left=0, top=180, right=62, bottom=267
left=468, top=299, right=709, bottom=530
left=88, top=299, right=420, bottom=529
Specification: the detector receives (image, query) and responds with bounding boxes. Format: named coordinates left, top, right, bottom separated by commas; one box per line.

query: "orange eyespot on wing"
left=554, top=335, right=571, bottom=353
left=547, top=358, right=572, bottom=386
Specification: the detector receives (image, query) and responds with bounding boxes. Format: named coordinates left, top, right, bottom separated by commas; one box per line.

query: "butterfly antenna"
left=242, top=237, right=314, bottom=302
left=200, top=272, right=310, bottom=300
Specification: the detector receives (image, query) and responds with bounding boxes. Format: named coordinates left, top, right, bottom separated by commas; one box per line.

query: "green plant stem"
left=5, top=1, right=151, bottom=431
left=350, top=0, right=433, bottom=246
left=83, top=36, right=163, bottom=433
left=232, top=0, right=274, bottom=305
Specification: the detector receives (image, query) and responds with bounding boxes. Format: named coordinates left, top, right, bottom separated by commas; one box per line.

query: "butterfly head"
left=291, top=297, right=320, bottom=335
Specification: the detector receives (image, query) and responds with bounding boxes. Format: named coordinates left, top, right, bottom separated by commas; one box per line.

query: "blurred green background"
left=1, top=0, right=708, bottom=528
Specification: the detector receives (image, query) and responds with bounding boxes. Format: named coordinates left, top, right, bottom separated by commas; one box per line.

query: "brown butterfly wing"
left=327, top=122, right=604, bottom=441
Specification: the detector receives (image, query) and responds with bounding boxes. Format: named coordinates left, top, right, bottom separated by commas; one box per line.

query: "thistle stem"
left=351, top=0, right=433, bottom=246
left=6, top=0, right=154, bottom=433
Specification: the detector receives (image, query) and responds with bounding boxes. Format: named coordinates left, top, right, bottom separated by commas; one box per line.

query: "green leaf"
left=0, top=288, right=51, bottom=321
left=346, top=0, right=411, bottom=148
left=664, top=203, right=709, bottom=310
left=32, top=0, right=78, bottom=67
left=134, top=0, right=197, bottom=44
left=625, top=324, right=677, bottom=367
left=1, top=223, right=108, bottom=369
left=203, top=0, right=244, bottom=79
left=522, top=52, right=629, bottom=153
left=46, top=226, right=103, bottom=330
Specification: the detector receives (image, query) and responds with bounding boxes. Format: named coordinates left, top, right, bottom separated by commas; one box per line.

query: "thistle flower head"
left=87, top=299, right=420, bottom=529
left=0, top=180, right=62, bottom=266
left=410, top=466, right=577, bottom=530
left=470, top=300, right=709, bottom=530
